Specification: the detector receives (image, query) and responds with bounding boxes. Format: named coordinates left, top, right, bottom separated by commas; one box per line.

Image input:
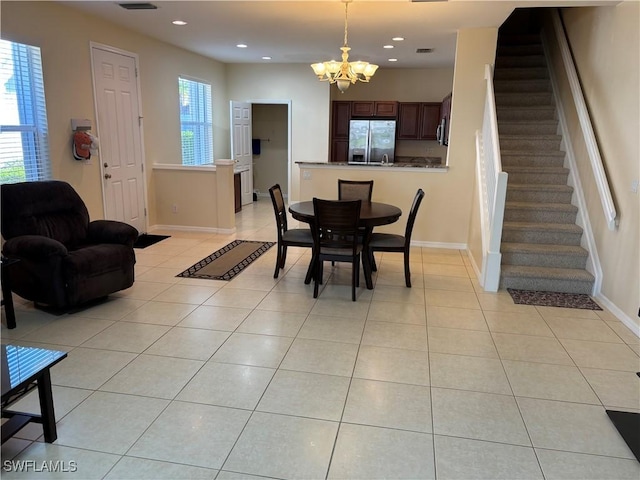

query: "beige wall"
left=1, top=1, right=228, bottom=227
left=226, top=64, right=331, bottom=202
left=294, top=29, right=498, bottom=248
left=450, top=28, right=499, bottom=250
left=330, top=67, right=454, bottom=102
left=153, top=169, right=218, bottom=228
left=297, top=166, right=463, bottom=246
left=550, top=3, right=639, bottom=328
left=252, top=104, right=289, bottom=196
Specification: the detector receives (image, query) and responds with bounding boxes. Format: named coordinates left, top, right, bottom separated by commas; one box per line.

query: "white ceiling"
left=57, top=0, right=616, bottom=69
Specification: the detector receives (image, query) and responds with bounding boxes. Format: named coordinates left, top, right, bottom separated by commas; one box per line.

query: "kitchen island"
left=294, top=158, right=469, bottom=251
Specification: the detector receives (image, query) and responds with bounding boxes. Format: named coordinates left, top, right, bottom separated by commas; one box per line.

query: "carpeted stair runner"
left=494, top=31, right=594, bottom=294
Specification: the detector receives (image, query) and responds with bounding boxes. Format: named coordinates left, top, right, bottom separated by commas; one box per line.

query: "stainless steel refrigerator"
left=348, top=120, right=396, bottom=165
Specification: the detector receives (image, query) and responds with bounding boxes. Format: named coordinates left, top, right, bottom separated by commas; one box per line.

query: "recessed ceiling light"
left=236, top=44, right=248, bottom=48
left=383, top=45, right=394, bottom=49
left=392, top=37, right=405, bottom=42
left=388, top=58, right=398, bottom=62
left=172, top=20, right=187, bottom=26
left=262, top=56, right=272, bottom=60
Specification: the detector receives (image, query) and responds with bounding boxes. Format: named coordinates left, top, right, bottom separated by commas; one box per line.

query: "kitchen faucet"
left=382, top=154, right=389, bottom=164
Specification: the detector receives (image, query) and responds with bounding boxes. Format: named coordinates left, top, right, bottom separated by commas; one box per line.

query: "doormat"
left=134, top=234, right=170, bottom=249
left=176, top=240, right=274, bottom=281
left=606, top=410, right=640, bottom=461
left=507, top=288, right=602, bottom=310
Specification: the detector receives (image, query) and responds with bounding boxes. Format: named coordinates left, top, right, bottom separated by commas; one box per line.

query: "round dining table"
left=288, top=201, right=402, bottom=289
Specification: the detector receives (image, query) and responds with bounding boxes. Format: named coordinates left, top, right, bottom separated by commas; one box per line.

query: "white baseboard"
left=594, top=292, right=640, bottom=338
left=411, top=241, right=467, bottom=250
left=148, top=224, right=236, bottom=235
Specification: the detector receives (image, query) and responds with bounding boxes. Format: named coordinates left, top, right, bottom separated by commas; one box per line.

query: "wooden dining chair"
left=368, top=188, right=425, bottom=287
left=338, top=179, right=374, bottom=202
left=268, top=184, right=314, bottom=280
left=311, top=198, right=362, bottom=301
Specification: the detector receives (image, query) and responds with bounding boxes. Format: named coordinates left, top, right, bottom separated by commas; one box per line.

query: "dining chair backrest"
left=269, top=184, right=288, bottom=235
left=403, top=188, right=426, bottom=248
left=338, top=179, right=374, bottom=202
left=312, top=198, right=362, bottom=253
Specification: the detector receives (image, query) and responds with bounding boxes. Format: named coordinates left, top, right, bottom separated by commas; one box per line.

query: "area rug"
left=134, top=234, right=170, bottom=249
left=176, top=240, right=275, bottom=281
left=507, top=288, right=602, bottom=310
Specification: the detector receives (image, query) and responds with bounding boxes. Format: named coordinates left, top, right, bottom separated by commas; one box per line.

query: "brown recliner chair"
left=1, top=180, right=138, bottom=309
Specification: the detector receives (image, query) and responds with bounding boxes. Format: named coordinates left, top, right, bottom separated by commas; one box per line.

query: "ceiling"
left=57, top=0, right=615, bottom=69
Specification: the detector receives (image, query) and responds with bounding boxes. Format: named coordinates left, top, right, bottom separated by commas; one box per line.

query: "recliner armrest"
left=2, top=235, right=68, bottom=260
left=88, top=220, right=138, bottom=247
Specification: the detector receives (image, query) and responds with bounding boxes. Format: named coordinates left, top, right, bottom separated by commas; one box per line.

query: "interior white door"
left=92, top=46, right=146, bottom=233
left=230, top=101, right=253, bottom=205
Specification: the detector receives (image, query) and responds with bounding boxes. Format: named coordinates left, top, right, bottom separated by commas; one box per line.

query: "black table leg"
left=37, top=370, right=58, bottom=443
left=362, top=227, right=374, bottom=290
left=1, top=261, right=16, bottom=329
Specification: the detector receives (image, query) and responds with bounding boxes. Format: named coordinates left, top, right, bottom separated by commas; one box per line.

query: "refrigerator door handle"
left=365, top=125, right=371, bottom=164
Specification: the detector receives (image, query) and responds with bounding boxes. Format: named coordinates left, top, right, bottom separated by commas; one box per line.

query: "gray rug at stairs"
left=507, top=288, right=602, bottom=310
left=176, top=240, right=275, bottom=281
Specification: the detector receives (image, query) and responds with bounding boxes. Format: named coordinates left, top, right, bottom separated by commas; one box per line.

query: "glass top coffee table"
left=1, top=344, right=67, bottom=443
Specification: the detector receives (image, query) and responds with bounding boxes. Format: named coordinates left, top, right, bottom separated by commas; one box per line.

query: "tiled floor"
left=2, top=199, right=639, bottom=479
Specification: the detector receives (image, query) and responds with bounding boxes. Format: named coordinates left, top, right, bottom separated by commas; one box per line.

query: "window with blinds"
left=0, top=40, right=51, bottom=184
left=178, top=76, right=213, bottom=166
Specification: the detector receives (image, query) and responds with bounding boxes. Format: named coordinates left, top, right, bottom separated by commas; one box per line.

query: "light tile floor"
left=2, top=199, right=639, bottom=479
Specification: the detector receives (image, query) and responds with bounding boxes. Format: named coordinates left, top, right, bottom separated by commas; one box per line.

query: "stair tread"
left=507, top=184, right=573, bottom=191
left=503, top=166, right=569, bottom=173
left=498, top=120, right=558, bottom=125
left=501, top=242, right=588, bottom=255
left=501, top=264, right=595, bottom=281
left=497, top=105, right=555, bottom=110
left=506, top=201, right=578, bottom=211
left=500, top=134, right=562, bottom=139
left=503, top=221, right=583, bottom=233
left=501, top=150, right=565, bottom=156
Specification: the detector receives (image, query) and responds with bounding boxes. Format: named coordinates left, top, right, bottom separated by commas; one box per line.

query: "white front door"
left=92, top=45, right=146, bottom=233
left=230, top=101, right=253, bottom=205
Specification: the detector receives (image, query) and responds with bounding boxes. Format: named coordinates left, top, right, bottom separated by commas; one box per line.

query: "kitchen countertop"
left=296, top=157, right=447, bottom=169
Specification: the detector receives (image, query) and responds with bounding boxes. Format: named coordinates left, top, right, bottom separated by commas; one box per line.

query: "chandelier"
left=310, top=0, right=378, bottom=93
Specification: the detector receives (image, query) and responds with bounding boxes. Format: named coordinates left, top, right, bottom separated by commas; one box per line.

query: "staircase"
left=494, top=33, right=595, bottom=294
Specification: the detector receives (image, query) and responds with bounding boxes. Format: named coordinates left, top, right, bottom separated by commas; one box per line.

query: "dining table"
left=288, top=201, right=402, bottom=290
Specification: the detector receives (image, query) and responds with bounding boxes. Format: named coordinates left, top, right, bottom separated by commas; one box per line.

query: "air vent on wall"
left=416, top=48, right=434, bottom=53
left=118, top=3, right=158, bottom=10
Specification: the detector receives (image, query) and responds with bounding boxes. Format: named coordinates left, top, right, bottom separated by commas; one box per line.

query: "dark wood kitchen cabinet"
left=397, top=102, right=441, bottom=140
left=420, top=103, right=441, bottom=140
left=330, top=101, right=351, bottom=163
left=234, top=173, right=242, bottom=213
left=351, top=101, right=397, bottom=118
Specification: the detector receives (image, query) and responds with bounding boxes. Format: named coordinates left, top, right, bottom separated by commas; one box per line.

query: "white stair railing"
left=550, top=9, right=617, bottom=230
left=476, top=64, right=508, bottom=291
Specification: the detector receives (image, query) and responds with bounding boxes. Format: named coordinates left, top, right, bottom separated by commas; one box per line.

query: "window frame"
left=178, top=75, right=213, bottom=166
left=0, top=39, right=51, bottom=184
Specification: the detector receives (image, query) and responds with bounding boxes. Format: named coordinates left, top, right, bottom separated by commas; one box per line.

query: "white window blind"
left=0, top=40, right=51, bottom=184
left=178, top=77, right=213, bottom=166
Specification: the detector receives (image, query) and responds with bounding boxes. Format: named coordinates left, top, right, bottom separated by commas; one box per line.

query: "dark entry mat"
left=133, top=234, right=170, bottom=249
left=606, top=409, right=640, bottom=461
left=507, top=288, right=602, bottom=310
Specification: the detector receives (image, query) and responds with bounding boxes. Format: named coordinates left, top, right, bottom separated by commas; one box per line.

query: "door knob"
left=104, top=173, right=112, bottom=179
